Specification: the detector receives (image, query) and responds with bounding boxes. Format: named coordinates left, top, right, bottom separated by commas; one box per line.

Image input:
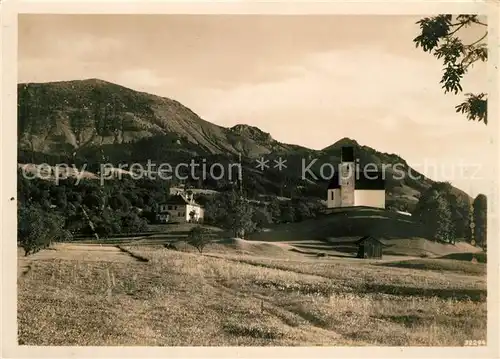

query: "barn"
left=355, top=236, right=384, bottom=259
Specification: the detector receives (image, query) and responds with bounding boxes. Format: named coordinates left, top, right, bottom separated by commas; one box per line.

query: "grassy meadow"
left=17, top=239, right=486, bottom=346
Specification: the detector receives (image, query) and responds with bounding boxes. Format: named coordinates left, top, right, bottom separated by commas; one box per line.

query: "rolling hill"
left=247, top=206, right=481, bottom=256
left=17, top=79, right=472, bottom=210
left=18, top=79, right=309, bottom=158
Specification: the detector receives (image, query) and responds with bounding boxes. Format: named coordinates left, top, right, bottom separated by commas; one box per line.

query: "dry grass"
left=378, top=258, right=486, bottom=276
left=18, top=242, right=487, bottom=346
left=439, top=252, right=487, bottom=263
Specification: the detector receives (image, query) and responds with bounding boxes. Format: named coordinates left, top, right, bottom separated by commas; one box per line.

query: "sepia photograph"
left=3, top=2, right=497, bottom=355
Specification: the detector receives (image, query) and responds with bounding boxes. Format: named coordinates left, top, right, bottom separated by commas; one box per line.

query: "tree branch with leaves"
left=414, top=14, right=488, bottom=124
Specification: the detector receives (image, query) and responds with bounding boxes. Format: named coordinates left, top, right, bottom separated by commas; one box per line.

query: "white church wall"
left=354, top=190, right=385, bottom=209
left=326, top=188, right=342, bottom=208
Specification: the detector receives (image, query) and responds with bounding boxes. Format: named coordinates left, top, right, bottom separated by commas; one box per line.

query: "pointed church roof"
left=341, top=146, right=355, bottom=162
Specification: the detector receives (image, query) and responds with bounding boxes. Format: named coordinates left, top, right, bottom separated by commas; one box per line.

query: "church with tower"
left=326, top=146, right=386, bottom=209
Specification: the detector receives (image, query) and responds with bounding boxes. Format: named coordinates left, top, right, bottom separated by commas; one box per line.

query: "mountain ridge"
left=18, top=78, right=307, bottom=158
left=17, top=78, right=471, bottom=209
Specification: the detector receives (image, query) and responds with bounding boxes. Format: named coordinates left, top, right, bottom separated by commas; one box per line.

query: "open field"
left=18, top=240, right=487, bottom=346
left=72, top=209, right=482, bottom=259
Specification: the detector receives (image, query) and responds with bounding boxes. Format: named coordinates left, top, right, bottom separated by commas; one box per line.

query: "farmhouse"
left=326, top=146, right=386, bottom=209
left=155, top=192, right=205, bottom=224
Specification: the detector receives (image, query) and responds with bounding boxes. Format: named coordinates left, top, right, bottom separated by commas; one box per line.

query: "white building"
left=326, top=146, right=386, bottom=209
left=155, top=192, right=205, bottom=223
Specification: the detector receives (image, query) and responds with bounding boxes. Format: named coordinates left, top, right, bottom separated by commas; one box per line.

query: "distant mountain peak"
left=230, top=124, right=274, bottom=143
left=321, top=137, right=360, bottom=152
left=333, top=137, right=359, bottom=147
left=80, top=78, right=113, bottom=85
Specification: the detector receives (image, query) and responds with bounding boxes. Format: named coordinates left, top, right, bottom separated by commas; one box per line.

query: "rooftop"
left=164, top=193, right=203, bottom=206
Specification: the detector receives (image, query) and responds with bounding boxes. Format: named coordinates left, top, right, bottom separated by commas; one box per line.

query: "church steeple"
left=341, top=146, right=355, bottom=162
left=340, top=146, right=355, bottom=207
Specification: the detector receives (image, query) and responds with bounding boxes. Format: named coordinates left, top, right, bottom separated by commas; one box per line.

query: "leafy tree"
left=433, top=195, right=454, bottom=243
left=472, top=193, right=487, bottom=250
left=82, top=192, right=104, bottom=210
left=18, top=204, right=49, bottom=255
left=294, top=201, right=312, bottom=222
left=204, top=190, right=256, bottom=237
left=266, top=197, right=281, bottom=223
left=428, top=182, right=471, bottom=240
left=415, top=182, right=472, bottom=242
left=187, top=225, right=214, bottom=254
left=280, top=202, right=295, bottom=223
left=447, top=191, right=471, bottom=240
left=18, top=204, right=72, bottom=256
left=91, top=209, right=120, bottom=237
left=46, top=212, right=72, bottom=243
left=413, top=189, right=454, bottom=242
left=109, top=192, right=131, bottom=211
left=50, top=185, right=68, bottom=210
left=225, top=192, right=256, bottom=238
left=120, top=211, right=148, bottom=233
left=414, top=15, right=487, bottom=124
left=66, top=211, right=87, bottom=234
left=252, top=207, right=273, bottom=229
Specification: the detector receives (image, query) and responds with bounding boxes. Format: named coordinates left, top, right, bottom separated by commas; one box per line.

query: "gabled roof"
left=164, top=195, right=190, bottom=205
left=355, top=236, right=388, bottom=246
left=163, top=194, right=203, bottom=207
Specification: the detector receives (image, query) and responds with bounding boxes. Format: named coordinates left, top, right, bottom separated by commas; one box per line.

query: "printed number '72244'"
left=464, top=340, right=486, bottom=346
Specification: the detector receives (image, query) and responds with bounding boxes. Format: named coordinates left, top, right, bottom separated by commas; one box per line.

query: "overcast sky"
left=18, top=15, right=492, bottom=196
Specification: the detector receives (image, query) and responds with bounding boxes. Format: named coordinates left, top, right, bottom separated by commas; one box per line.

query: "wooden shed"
left=355, top=236, right=384, bottom=259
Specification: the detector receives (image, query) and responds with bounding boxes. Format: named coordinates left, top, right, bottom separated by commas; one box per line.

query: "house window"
left=168, top=205, right=172, bottom=210
left=331, top=191, right=334, bottom=200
